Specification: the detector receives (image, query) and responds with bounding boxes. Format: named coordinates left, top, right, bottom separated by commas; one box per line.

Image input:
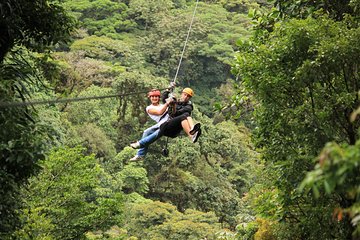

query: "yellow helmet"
left=182, top=87, right=194, bottom=97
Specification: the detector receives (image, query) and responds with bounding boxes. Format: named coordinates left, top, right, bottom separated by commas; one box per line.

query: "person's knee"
left=143, top=128, right=152, bottom=136
left=143, top=126, right=157, bottom=136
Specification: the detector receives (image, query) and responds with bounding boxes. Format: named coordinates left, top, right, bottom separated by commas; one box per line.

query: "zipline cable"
left=0, top=88, right=168, bottom=108
left=171, top=0, right=199, bottom=86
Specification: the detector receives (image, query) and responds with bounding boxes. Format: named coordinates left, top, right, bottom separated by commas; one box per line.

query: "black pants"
left=160, top=112, right=189, bottom=138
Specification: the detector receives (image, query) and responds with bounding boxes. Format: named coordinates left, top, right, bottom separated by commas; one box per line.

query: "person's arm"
left=147, top=102, right=170, bottom=115
left=175, top=102, right=193, bottom=115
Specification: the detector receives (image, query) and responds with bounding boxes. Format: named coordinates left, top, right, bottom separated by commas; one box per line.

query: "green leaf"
left=312, top=185, right=320, bottom=198
left=324, top=180, right=332, bottom=194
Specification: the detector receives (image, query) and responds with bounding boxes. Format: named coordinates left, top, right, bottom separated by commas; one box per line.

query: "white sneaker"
left=129, top=155, right=144, bottom=161
left=130, top=141, right=140, bottom=149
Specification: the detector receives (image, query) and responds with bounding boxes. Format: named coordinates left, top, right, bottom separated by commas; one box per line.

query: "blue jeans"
left=137, top=125, right=161, bottom=157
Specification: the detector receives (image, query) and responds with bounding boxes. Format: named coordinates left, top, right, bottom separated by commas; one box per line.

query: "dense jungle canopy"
left=0, top=0, right=360, bottom=239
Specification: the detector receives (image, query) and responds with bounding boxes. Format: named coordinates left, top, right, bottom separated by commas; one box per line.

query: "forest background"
left=0, top=0, right=360, bottom=239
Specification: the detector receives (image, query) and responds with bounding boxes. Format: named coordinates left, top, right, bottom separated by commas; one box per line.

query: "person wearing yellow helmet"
left=129, top=86, right=201, bottom=161
left=159, top=87, right=201, bottom=140
left=182, top=87, right=194, bottom=97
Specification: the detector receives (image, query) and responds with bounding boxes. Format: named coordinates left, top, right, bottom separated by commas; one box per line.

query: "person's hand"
left=170, top=92, right=177, bottom=98
left=165, top=97, right=174, bottom=104
left=168, top=82, right=176, bottom=90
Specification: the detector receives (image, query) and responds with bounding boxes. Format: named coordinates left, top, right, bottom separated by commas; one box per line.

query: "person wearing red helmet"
left=146, top=89, right=170, bottom=122
left=130, top=89, right=172, bottom=161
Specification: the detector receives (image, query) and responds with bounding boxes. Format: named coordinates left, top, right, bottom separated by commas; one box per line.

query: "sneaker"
left=130, top=141, right=140, bottom=149
left=129, top=155, right=144, bottom=161
left=189, top=123, right=201, bottom=135
left=191, top=128, right=201, bottom=143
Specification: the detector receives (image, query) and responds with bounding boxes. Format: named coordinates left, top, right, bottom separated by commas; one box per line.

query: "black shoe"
left=191, top=128, right=201, bottom=143
left=189, top=123, right=201, bottom=135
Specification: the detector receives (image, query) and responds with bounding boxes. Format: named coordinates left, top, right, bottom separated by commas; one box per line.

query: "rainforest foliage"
left=0, top=0, right=359, bottom=239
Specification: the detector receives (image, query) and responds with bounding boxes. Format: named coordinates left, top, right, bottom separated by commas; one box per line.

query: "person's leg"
left=160, top=113, right=201, bottom=143
left=179, top=116, right=200, bottom=138
left=142, top=125, right=158, bottom=138
left=184, top=116, right=201, bottom=135
left=160, top=114, right=188, bottom=138
left=131, top=125, right=157, bottom=145
left=187, top=116, right=194, bottom=127
left=179, top=116, right=201, bottom=143
left=139, top=128, right=161, bottom=147
left=176, top=118, right=201, bottom=143
left=181, top=119, right=192, bottom=138
left=130, top=129, right=162, bottom=161
left=131, top=126, right=160, bottom=160
left=136, top=145, right=148, bottom=157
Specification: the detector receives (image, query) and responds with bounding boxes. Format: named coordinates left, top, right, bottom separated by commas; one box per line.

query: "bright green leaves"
left=66, top=85, right=118, bottom=139
left=119, top=164, right=149, bottom=194
left=273, top=0, right=356, bottom=20
left=234, top=16, right=360, bottom=158
left=128, top=0, right=174, bottom=30
left=71, top=35, right=132, bottom=61
left=64, top=0, right=132, bottom=35
left=300, top=140, right=360, bottom=233
left=65, top=85, right=118, bottom=160
left=18, top=146, right=124, bottom=239
left=126, top=201, right=221, bottom=239
left=143, top=1, right=252, bottom=92
left=233, top=8, right=360, bottom=239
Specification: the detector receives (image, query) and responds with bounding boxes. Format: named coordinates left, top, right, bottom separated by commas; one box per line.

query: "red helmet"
left=148, top=89, right=161, bottom=97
